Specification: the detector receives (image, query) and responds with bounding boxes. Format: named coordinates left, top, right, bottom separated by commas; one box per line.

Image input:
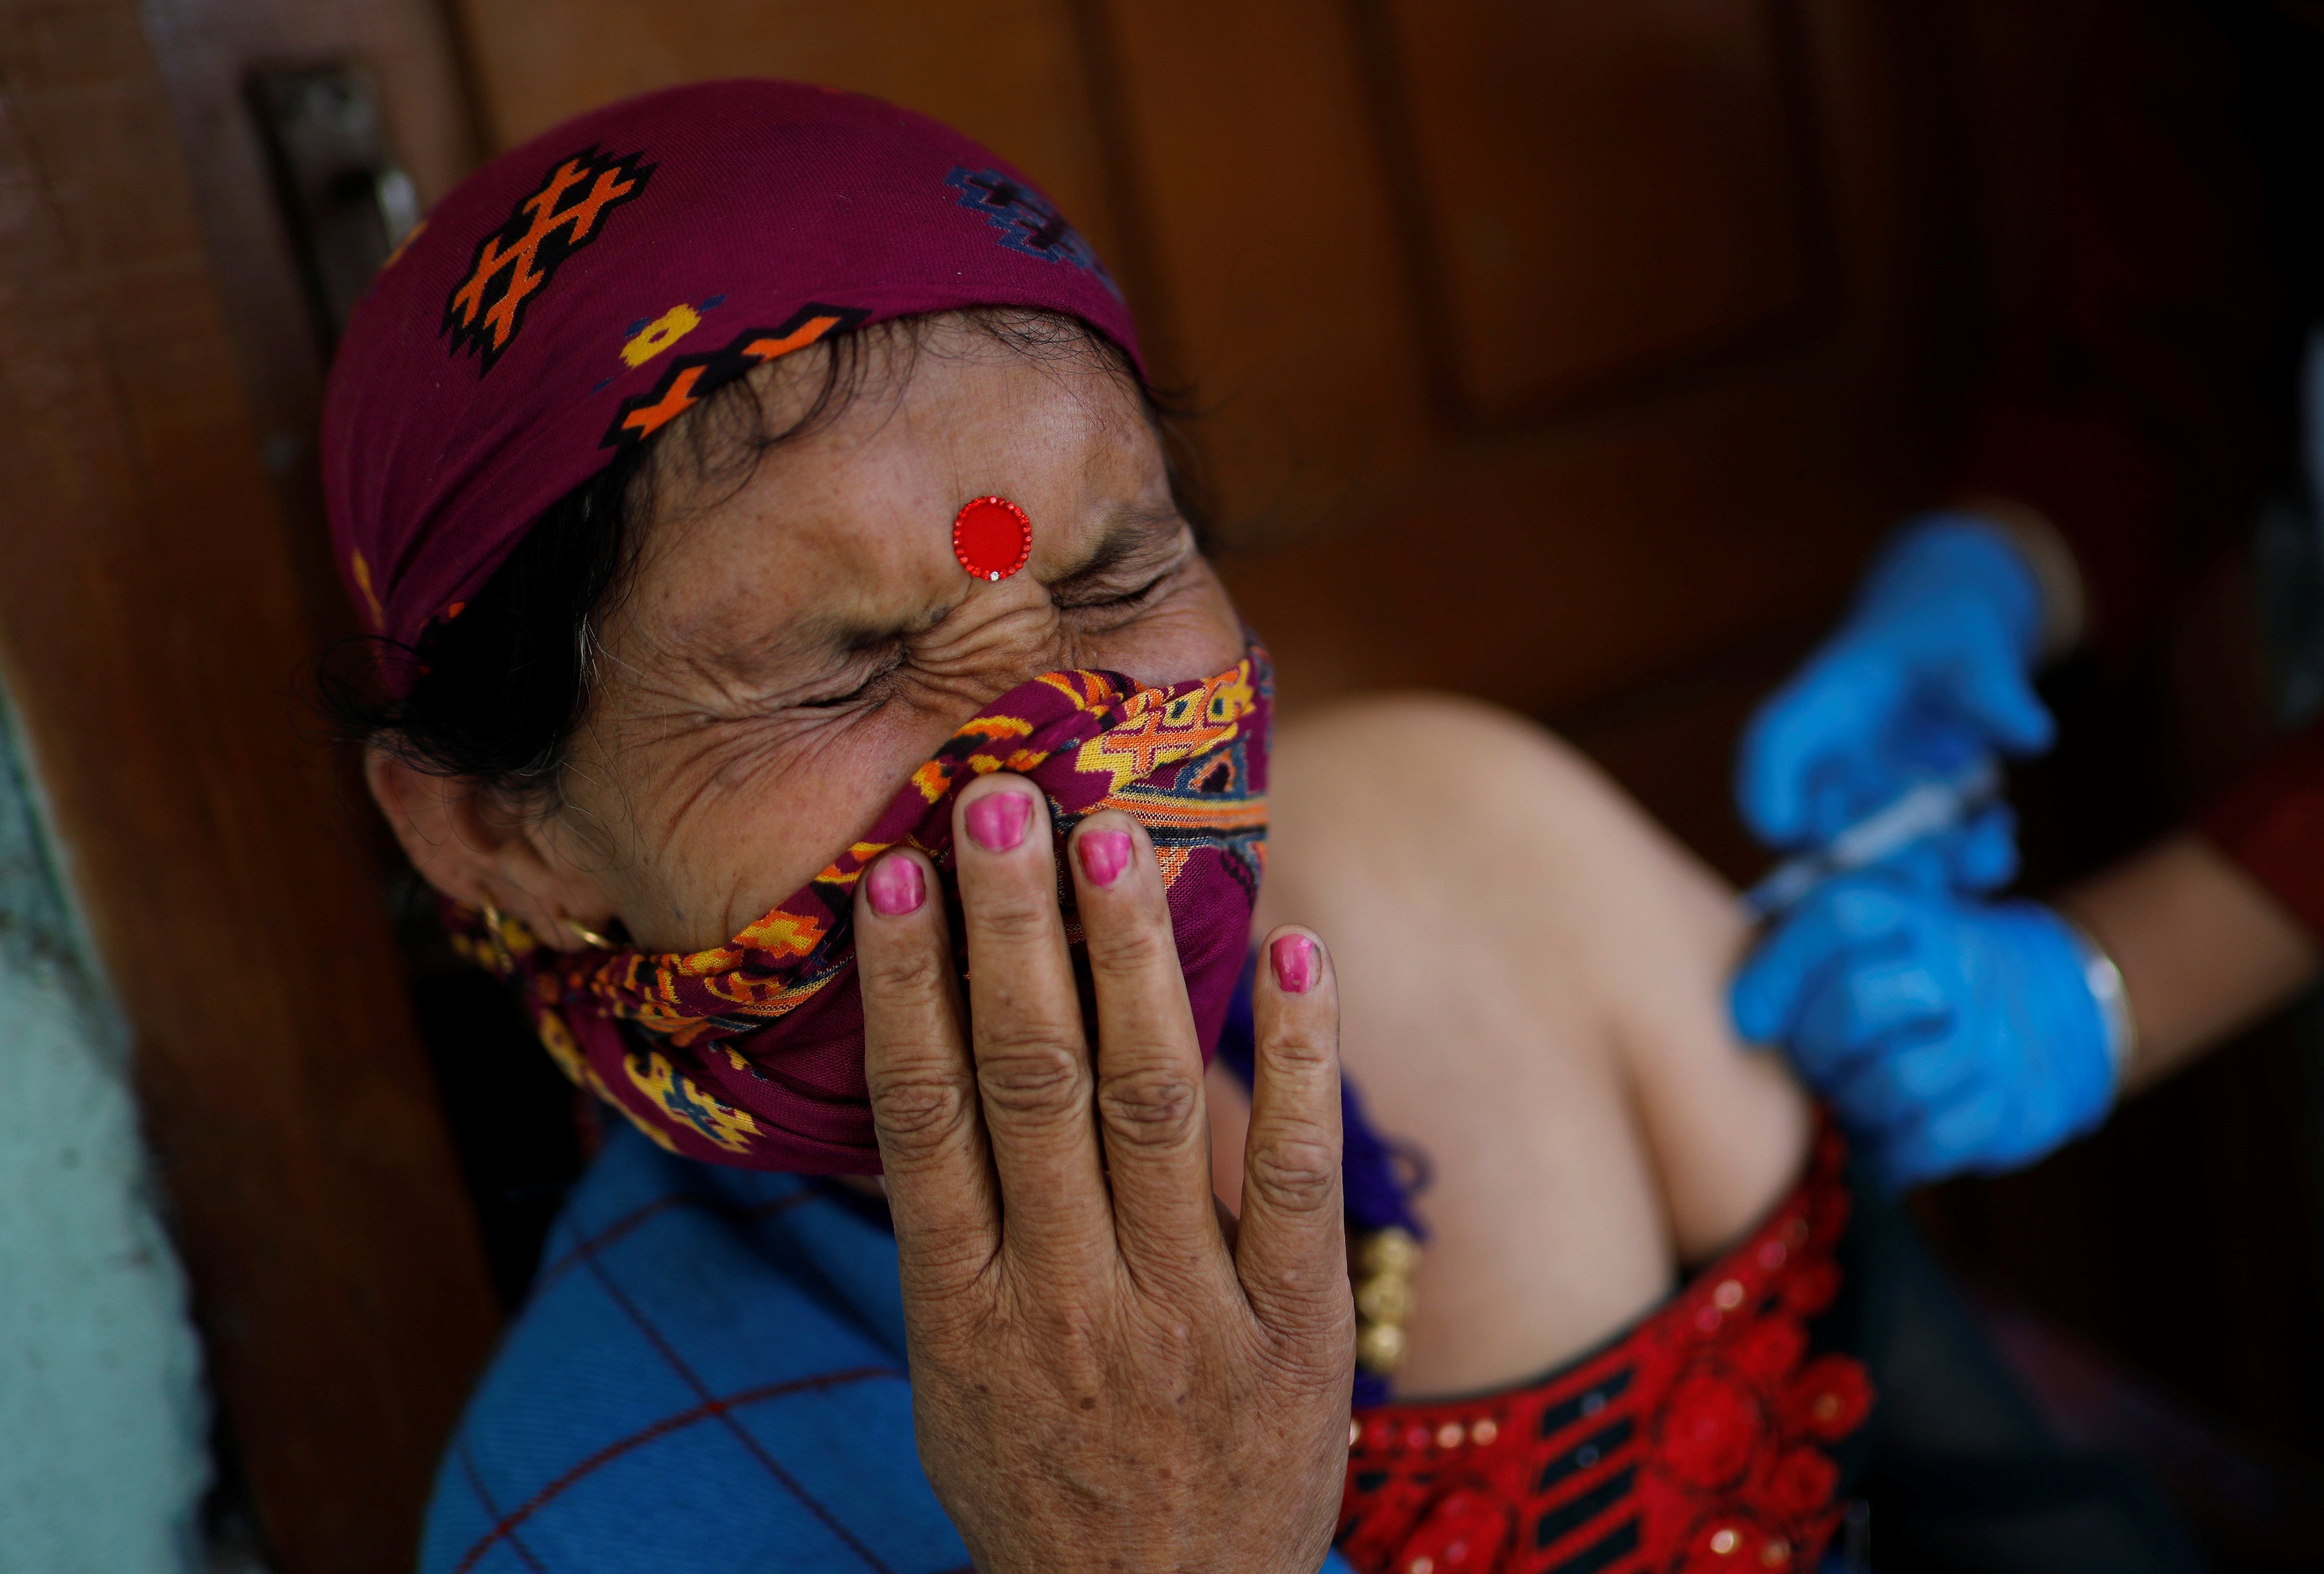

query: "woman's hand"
left=854, top=773, right=1353, bottom=1574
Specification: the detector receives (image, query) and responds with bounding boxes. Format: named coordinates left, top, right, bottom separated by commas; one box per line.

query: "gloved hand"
left=1738, top=513, right=2055, bottom=881
left=1730, top=875, right=2118, bottom=1188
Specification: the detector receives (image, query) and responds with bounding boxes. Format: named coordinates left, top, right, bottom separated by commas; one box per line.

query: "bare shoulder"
left=1262, top=690, right=1809, bottom=1271
left=1264, top=690, right=1734, bottom=932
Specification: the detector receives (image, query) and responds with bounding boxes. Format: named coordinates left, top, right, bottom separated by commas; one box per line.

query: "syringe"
left=1740, top=757, right=2003, bottom=921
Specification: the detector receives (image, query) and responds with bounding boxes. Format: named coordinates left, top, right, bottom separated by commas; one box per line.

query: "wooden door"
left=0, top=3, right=498, bottom=1571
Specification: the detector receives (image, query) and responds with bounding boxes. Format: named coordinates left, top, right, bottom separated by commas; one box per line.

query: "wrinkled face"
left=544, top=318, right=1243, bottom=953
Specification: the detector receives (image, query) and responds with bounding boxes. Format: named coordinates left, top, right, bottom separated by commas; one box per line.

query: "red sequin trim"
left=1339, top=1123, right=1868, bottom=1574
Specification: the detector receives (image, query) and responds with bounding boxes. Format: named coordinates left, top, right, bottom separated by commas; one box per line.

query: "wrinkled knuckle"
left=1248, top=1297, right=1357, bottom=1381
left=1262, top=1028, right=1337, bottom=1074
left=1096, top=1069, right=1200, bottom=1146
left=1244, top=1131, right=1339, bottom=1215
left=867, top=1070, right=973, bottom=1151
left=899, top=1231, right=995, bottom=1289
left=1263, top=1302, right=1358, bottom=1368
left=1083, top=918, right=1171, bottom=973
left=1031, top=1296, right=1106, bottom=1351
left=969, top=891, right=1055, bottom=944
left=990, top=1287, right=1108, bottom=1371
left=975, top=1035, right=1087, bottom=1117
left=858, top=936, right=950, bottom=1000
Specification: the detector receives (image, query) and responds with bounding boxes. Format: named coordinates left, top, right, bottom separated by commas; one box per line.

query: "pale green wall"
left=0, top=691, right=210, bottom=1572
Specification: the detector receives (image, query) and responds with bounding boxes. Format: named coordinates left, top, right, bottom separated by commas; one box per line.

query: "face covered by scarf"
left=454, top=655, right=1268, bottom=1172
left=322, top=81, right=1261, bottom=1172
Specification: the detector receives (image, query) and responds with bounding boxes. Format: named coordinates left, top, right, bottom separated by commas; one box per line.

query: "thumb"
left=1738, top=654, right=1896, bottom=846
left=1947, top=631, right=2054, bottom=755
left=1732, top=880, right=1912, bottom=1044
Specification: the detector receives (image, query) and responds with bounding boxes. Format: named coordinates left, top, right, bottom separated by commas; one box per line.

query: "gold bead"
left=1356, top=1275, right=1414, bottom=1324
left=1355, top=1227, right=1422, bottom=1278
left=1470, top=1417, right=1498, bottom=1445
left=1760, top=1538, right=1791, bottom=1567
left=1357, top=1320, right=1408, bottom=1373
left=1710, top=1528, right=1740, bottom=1556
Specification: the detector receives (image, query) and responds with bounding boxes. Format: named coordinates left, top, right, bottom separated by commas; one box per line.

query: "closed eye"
left=797, top=649, right=904, bottom=708
left=1054, top=567, right=1173, bottom=612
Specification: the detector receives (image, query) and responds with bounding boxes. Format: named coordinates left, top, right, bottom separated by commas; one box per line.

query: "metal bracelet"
left=2058, top=911, right=2137, bottom=1081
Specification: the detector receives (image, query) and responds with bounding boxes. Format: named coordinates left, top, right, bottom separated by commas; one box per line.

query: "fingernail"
left=866, top=855, right=924, bottom=916
left=965, top=789, right=1033, bottom=852
left=1076, top=828, right=1133, bottom=888
left=1271, top=933, right=1317, bottom=994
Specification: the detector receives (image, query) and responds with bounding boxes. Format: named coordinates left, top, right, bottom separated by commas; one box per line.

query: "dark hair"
left=323, top=308, right=1203, bottom=801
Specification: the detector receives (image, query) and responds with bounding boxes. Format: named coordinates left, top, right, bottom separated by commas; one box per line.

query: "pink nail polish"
left=866, top=856, right=924, bottom=916
left=1271, top=933, right=1317, bottom=994
left=965, top=789, right=1033, bottom=852
left=1076, top=828, right=1133, bottom=888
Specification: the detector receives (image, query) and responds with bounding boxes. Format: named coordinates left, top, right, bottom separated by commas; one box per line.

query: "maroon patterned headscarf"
left=323, top=81, right=1262, bottom=1173
left=324, top=78, right=1139, bottom=685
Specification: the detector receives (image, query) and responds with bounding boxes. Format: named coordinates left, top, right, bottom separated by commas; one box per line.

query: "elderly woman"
left=327, top=83, right=2181, bottom=1574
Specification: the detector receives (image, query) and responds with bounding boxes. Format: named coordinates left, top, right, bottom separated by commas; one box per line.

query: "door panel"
left=1096, top=0, right=1436, bottom=533
left=140, top=0, right=480, bottom=657
left=1375, top=0, right=1820, bottom=422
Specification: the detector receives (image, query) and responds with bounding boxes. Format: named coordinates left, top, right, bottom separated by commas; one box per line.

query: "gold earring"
left=478, top=900, right=514, bottom=972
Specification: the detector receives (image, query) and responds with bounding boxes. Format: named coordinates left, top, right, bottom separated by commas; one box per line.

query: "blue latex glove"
left=1738, top=513, right=2056, bottom=876
left=1730, top=875, right=2117, bottom=1188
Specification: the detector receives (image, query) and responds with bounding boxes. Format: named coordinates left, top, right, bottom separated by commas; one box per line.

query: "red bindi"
left=952, top=495, right=1033, bottom=582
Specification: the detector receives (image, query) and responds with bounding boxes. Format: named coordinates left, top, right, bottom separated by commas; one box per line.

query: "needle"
left=1741, top=757, right=2003, bottom=921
